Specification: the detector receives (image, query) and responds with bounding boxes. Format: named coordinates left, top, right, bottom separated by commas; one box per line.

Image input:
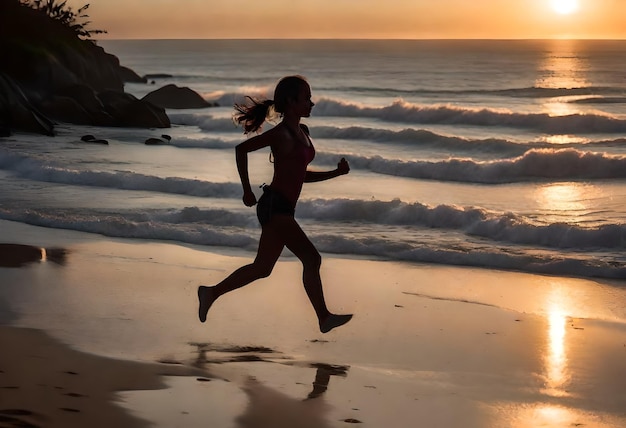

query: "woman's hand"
left=242, top=189, right=257, bottom=207
left=304, top=158, right=350, bottom=183
left=337, top=157, right=350, bottom=175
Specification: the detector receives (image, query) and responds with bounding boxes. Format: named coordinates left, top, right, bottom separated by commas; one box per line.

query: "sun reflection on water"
left=534, top=182, right=599, bottom=226
left=536, top=41, right=589, bottom=90
left=536, top=40, right=589, bottom=147
left=541, top=134, right=587, bottom=145
left=536, top=182, right=586, bottom=212
left=543, top=100, right=579, bottom=117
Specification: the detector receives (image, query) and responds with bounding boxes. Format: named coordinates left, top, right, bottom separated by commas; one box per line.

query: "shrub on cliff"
left=20, top=0, right=107, bottom=42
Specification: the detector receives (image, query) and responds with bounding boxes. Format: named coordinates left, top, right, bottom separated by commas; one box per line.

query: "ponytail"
left=233, top=97, right=275, bottom=134
left=233, top=76, right=308, bottom=134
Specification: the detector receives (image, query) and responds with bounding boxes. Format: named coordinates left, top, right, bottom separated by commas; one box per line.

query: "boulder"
left=51, top=84, right=117, bottom=126
left=142, top=84, right=211, bottom=109
left=144, top=134, right=171, bottom=145
left=58, top=84, right=104, bottom=113
left=121, top=100, right=170, bottom=128
left=55, top=42, right=124, bottom=93
left=11, top=50, right=80, bottom=99
left=0, top=73, right=54, bottom=136
left=98, top=90, right=170, bottom=128
left=97, top=90, right=137, bottom=111
left=119, top=66, right=148, bottom=83
left=80, top=134, right=108, bottom=144
left=39, top=95, right=92, bottom=125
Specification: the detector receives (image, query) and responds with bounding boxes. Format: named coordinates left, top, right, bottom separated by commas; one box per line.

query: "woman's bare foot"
left=198, top=286, right=217, bottom=323
left=320, top=314, right=353, bottom=333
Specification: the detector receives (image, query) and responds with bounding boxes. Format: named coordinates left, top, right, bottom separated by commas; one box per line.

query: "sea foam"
left=0, top=205, right=623, bottom=279
left=313, top=98, right=626, bottom=134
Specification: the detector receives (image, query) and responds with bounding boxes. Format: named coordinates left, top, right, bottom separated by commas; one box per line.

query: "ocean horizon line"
left=97, top=37, right=626, bottom=42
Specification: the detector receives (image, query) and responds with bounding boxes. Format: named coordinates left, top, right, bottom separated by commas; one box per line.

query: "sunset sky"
left=64, top=0, right=625, bottom=40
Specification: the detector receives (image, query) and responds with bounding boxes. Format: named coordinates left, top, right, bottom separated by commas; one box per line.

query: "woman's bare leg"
left=279, top=216, right=352, bottom=333
left=198, top=215, right=352, bottom=332
left=198, top=223, right=285, bottom=322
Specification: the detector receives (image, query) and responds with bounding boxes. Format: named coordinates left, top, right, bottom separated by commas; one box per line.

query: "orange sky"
left=64, top=0, right=625, bottom=39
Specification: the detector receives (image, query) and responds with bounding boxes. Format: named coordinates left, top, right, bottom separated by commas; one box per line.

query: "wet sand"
left=0, top=326, right=199, bottom=428
left=1, top=219, right=625, bottom=427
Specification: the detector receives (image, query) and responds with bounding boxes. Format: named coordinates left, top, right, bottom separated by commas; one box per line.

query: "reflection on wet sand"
left=305, top=363, right=349, bottom=401
left=236, top=364, right=350, bottom=428
left=236, top=376, right=333, bottom=428
left=543, top=286, right=573, bottom=398
left=512, top=404, right=583, bottom=428
left=510, top=286, right=577, bottom=427
left=189, top=342, right=277, bottom=367
left=189, top=341, right=351, bottom=426
left=0, top=243, right=68, bottom=268
left=545, top=308, right=569, bottom=397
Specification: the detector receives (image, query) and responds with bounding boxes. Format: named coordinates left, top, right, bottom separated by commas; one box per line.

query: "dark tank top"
left=270, top=127, right=315, bottom=207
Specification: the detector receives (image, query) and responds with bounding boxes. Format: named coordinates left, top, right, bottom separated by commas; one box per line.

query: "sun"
left=550, top=0, right=580, bottom=15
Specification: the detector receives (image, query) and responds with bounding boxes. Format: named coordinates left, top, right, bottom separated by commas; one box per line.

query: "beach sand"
left=1, top=219, right=625, bottom=427
left=0, top=326, right=200, bottom=428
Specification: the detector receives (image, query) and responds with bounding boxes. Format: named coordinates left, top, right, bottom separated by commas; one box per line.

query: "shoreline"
left=1, top=219, right=625, bottom=427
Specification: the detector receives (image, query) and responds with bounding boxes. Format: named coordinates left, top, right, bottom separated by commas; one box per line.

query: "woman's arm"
left=235, top=132, right=274, bottom=206
left=304, top=157, right=350, bottom=183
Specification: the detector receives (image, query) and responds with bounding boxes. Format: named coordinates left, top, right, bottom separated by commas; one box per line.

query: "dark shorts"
left=256, top=186, right=295, bottom=226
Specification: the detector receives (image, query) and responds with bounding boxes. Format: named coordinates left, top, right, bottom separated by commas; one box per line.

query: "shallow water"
left=1, top=39, right=625, bottom=279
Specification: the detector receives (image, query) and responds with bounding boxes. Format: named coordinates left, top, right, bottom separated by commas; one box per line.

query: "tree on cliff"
left=20, top=0, right=107, bottom=42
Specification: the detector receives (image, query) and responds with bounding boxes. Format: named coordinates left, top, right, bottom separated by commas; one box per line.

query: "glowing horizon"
left=61, top=0, right=625, bottom=40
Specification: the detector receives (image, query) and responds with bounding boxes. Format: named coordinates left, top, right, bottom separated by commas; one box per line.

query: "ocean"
left=1, top=39, right=625, bottom=280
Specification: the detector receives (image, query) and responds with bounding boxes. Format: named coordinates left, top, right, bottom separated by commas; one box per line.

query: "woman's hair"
left=234, top=75, right=308, bottom=134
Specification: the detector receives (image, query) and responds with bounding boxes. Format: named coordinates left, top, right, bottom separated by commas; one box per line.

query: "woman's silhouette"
left=198, top=75, right=352, bottom=333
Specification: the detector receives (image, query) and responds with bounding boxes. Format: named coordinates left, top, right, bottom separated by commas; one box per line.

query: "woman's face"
left=289, top=83, right=314, bottom=118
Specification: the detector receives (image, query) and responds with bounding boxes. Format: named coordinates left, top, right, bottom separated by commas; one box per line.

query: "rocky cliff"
left=0, top=0, right=170, bottom=135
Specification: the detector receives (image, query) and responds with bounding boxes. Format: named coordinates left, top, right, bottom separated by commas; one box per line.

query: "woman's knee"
left=252, top=260, right=275, bottom=278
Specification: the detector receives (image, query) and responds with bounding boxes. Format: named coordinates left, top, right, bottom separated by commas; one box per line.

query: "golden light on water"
left=542, top=135, right=587, bottom=145
left=543, top=100, right=578, bottom=117
left=536, top=40, right=589, bottom=126
left=536, top=183, right=585, bottom=211
left=537, top=43, right=589, bottom=90
left=534, top=183, right=591, bottom=226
